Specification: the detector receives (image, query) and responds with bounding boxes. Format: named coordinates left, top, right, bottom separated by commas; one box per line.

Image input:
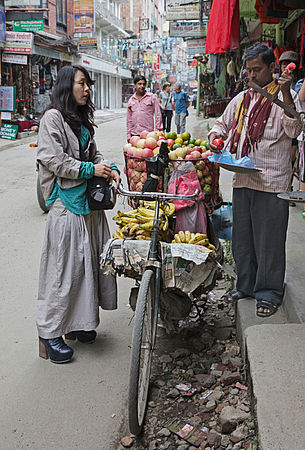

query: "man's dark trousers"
left=232, top=187, right=289, bottom=306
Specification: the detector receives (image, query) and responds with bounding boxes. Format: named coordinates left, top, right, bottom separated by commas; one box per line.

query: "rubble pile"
left=119, top=281, right=257, bottom=450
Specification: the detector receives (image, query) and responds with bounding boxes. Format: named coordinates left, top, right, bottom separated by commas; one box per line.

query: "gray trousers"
left=232, top=188, right=289, bottom=306
left=175, top=113, right=187, bottom=134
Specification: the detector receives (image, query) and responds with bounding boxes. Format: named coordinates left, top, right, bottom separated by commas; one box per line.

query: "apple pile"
left=124, top=130, right=166, bottom=192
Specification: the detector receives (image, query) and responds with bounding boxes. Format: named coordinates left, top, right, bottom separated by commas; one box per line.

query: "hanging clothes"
left=205, top=0, right=240, bottom=54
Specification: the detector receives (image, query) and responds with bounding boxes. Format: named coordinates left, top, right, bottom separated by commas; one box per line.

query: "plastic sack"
left=175, top=200, right=207, bottom=234
left=208, top=150, right=254, bottom=168
left=210, top=202, right=232, bottom=240
left=168, top=161, right=203, bottom=210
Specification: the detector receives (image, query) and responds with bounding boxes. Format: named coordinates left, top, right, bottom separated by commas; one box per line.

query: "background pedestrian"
left=127, top=75, right=163, bottom=141
left=36, top=65, right=120, bottom=363
left=172, top=84, right=189, bottom=135
left=158, top=82, right=173, bottom=133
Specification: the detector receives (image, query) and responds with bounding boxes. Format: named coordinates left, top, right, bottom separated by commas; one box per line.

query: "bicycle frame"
left=117, top=184, right=200, bottom=346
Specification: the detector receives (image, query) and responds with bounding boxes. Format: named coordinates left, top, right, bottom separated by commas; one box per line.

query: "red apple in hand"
left=212, top=138, right=224, bottom=151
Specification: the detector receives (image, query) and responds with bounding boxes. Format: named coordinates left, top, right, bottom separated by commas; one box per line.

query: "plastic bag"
left=168, top=161, right=203, bottom=210
left=175, top=200, right=207, bottom=234
left=208, top=150, right=254, bottom=168
left=210, top=202, right=232, bottom=240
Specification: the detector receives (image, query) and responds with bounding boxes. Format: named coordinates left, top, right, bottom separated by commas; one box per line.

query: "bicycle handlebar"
left=117, top=183, right=200, bottom=201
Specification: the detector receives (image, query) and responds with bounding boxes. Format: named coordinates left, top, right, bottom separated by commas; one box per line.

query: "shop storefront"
left=1, top=31, right=77, bottom=126
left=75, top=53, right=132, bottom=109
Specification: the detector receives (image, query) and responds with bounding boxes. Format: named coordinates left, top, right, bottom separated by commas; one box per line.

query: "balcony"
left=95, top=0, right=129, bottom=37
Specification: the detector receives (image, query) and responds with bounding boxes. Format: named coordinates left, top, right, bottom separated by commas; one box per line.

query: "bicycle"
left=117, top=183, right=200, bottom=435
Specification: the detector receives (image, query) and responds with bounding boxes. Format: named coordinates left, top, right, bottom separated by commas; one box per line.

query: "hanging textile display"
left=205, top=0, right=240, bottom=54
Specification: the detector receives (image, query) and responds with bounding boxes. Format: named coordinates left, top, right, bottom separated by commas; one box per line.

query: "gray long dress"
left=36, top=109, right=117, bottom=339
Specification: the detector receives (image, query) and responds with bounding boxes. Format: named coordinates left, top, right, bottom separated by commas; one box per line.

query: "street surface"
left=0, top=109, right=232, bottom=449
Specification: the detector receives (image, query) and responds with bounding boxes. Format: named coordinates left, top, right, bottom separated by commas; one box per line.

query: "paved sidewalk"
left=0, top=108, right=127, bottom=153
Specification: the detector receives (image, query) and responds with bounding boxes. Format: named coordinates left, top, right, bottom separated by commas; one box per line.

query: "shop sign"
left=74, top=0, right=94, bottom=33
left=2, top=54, right=28, bottom=65
left=0, top=0, right=6, bottom=42
left=13, top=20, right=43, bottom=32
left=166, top=0, right=200, bottom=21
left=0, top=86, right=16, bottom=112
left=144, top=53, right=159, bottom=64
left=59, top=52, right=73, bottom=62
left=189, top=80, right=198, bottom=88
left=187, top=39, right=206, bottom=56
left=160, top=63, right=170, bottom=70
left=5, top=0, right=40, bottom=6
left=154, top=70, right=167, bottom=80
left=0, top=123, right=18, bottom=140
left=3, top=31, right=33, bottom=54
left=78, top=37, right=98, bottom=51
left=169, top=21, right=207, bottom=38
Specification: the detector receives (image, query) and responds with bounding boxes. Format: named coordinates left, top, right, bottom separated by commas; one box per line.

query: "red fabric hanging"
left=255, top=0, right=281, bottom=23
left=205, top=0, right=240, bottom=54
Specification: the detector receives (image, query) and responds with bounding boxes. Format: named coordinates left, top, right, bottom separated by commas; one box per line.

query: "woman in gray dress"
left=36, top=65, right=120, bottom=363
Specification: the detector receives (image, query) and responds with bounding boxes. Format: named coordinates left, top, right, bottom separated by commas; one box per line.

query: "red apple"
left=190, top=150, right=201, bottom=160
left=212, top=138, right=224, bottom=151
left=129, top=135, right=140, bottom=146
left=158, top=136, right=166, bottom=140
left=140, top=172, right=147, bottom=183
left=185, top=147, right=193, bottom=155
left=145, top=137, right=158, bottom=149
left=136, top=139, right=146, bottom=149
left=157, top=139, right=165, bottom=147
left=167, top=139, right=175, bottom=148
left=123, top=143, right=132, bottom=153
left=193, top=146, right=202, bottom=153
left=133, top=148, right=143, bottom=158
left=146, top=131, right=158, bottom=140
left=135, top=182, right=143, bottom=191
left=140, top=130, right=149, bottom=139
left=185, top=154, right=193, bottom=161
left=142, top=147, right=154, bottom=158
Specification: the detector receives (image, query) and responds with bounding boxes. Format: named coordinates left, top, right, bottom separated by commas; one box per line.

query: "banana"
left=129, top=223, right=139, bottom=235
left=164, top=202, right=175, bottom=216
left=208, top=244, right=216, bottom=252
left=139, top=220, right=154, bottom=230
left=113, top=228, right=124, bottom=239
left=174, top=233, right=181, bottom=243
left=189, top=234, right=206, bottom=245
left=196, top=239, right=209, bottom=246
left=178, top=231, right=186, bottom=243
left=162, top=215, right=169, bottom=231
left=185, top=231, right=191, bottom=243
left=190, top=233, right=196, bottom=240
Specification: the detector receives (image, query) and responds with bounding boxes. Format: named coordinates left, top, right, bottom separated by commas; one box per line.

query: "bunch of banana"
left=172, top=231, right=217, bottom=252
left=112, top=202, right=175, bottom=241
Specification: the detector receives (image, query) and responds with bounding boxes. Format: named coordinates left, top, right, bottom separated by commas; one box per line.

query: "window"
left=56, top=0, right=67, bottom=32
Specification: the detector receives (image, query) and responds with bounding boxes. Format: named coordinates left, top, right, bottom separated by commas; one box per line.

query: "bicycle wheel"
left=129, top=269, right=155, bottom=435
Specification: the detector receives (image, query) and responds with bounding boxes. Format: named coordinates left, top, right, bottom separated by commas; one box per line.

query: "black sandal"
left=223, top=290, right=246, bottom=304
left=256, top=299, right=278, bottom=317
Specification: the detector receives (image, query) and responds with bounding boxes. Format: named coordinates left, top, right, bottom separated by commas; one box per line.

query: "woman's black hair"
left=133, top=75, right=146, bottom=85
left=43, top=65, right=96, bottom=137
left=244, top=43, right=275, bottom=66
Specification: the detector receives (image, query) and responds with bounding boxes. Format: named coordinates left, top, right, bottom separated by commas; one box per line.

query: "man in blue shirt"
left=172, top=84, right=189, bottom=134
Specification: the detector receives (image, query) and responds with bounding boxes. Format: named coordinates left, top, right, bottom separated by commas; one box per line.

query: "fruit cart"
left=123, top=130, right=222, bottom=214
left=101, top=148, right=223, bottom=435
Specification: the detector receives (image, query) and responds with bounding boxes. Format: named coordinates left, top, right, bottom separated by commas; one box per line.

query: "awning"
left=205, top=0, right=240, bottom=54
